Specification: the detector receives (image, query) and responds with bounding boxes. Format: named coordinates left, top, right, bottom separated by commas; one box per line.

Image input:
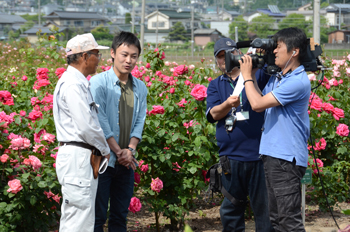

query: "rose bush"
left=307, top=57, right=350, bottom=211
left=0, top=32, right=349, bottom=231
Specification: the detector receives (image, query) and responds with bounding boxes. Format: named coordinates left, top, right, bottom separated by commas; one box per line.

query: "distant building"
left=144, top=9, right=203, bottom=43
left=23, top=23, right=67, bottom=43
left=210, top=21, right=231, bottom=37
left=43, top=11, right=110, bottom=33
left=328, top=30, right=350, bottom=43
left=0, top=13, right=26, bottom=37
left=194, top=28, right=224, bottom=47
left=244, top=5, right=286, bottom=30
left=324, top=4, right=350, bottom=28
left=286, top=3, right=326, bottom=22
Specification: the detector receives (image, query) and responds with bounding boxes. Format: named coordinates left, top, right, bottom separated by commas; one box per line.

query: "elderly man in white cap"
left=53, top=33, right=110, bottom=232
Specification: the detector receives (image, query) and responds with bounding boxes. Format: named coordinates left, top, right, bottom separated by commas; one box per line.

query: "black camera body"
left=225, top=38, right=323, bottom=75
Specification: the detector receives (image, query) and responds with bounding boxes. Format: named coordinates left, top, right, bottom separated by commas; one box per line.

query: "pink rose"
left=161, top=51, right=165, bottom=60
left=52, top=194, right=61, bottom=203
left=208, top=77, right=213, bottom=82
left=19, top=110, right=26, bottom=116
left=191, top=84, right=207, bottom=101
left=23, top=158, right=31, bottom=166
left=28, top=110, right=42, bottom=121
left=310, top=99, right=323, bottom=112
left=176, top=98, right=188, bottom=107
left=336, top=124, right=349, bottom=137
left=322, top=103, right=334, bottom=114
left=134, top=172, right=140, bottom=186
left=33, top=79, right=50, bottom=90
left=146, top=63, right=151, bottom=69
left=29, top=155, right=42, bottom=171
left=42, top=133, right=56, bottom=143
left=7, top=179, right=23, bottom=194
left=308, top=74, right=316, bottom=81
left=9, top=137, right=31, bottom=150
left=154, top=48, right=159, bottom=52
left=169, top=88, right=175, bottom=94
left=55, top=68, right=66, bottom=79
left=332, top=108, right=345, bottom=120
left=151, top=177, right=163, bottom=193
left=144, top=76, right=150, bottom=82
left=315, top=138, right=327, bottom=151
left=173, top=65, right=188, bottom=76
left=148, top=105, right=165, bottom=115
left=1, top=154, right=9, bottom=163
left=339, top=79, right=343, bottom=84
left=128, top=197, right=142, bottom=213
left=22, top=75, right=28, bottom=81
left=140, top=164, right=149, bottom=173
left=87, top=75, right=92, bottom=81
left=313, top=158, right=323, bottom=168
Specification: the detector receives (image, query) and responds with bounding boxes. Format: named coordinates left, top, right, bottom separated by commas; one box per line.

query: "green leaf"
left=189, top=167, right=197, bottom=174
left=38, top=181, right=47, bottom=188
left=30, top=195, right=37, bottom=205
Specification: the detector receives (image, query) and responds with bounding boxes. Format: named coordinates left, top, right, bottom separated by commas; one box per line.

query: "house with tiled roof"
left=144, top=9, right=203, bottom=42
left=194, top=28, right=224, bottom=47
left=243, top=5, right=286, bottom=29
left=43, top=11, right=109, bottom=33
left=0, top=14, right=26, bottom=37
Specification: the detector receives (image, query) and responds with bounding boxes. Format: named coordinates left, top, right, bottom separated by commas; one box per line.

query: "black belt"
left=60, top=141, right=95, bottom=151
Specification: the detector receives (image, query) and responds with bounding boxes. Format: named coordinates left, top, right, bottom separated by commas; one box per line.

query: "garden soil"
left=126, top=196, right=350, bottom=232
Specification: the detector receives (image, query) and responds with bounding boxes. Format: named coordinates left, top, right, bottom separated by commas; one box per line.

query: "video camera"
left=225, top=38, right=324, bottom=75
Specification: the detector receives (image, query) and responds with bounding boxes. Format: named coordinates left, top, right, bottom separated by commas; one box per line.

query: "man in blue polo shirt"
left=206, top=38, right=273, bottom=232
left=240, top=27, right=310, bottom=231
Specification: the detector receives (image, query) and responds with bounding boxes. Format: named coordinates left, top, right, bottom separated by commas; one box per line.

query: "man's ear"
left=292, top=48, right=300, bottom=57
left=110, top=49, right=115, bottom=59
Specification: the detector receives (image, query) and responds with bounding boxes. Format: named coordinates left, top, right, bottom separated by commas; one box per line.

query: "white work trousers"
left=56, top=145, right=98, bottom=232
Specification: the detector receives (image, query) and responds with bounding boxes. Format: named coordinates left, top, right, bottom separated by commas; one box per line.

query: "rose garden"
left=0, top=33, right=349, bottom=231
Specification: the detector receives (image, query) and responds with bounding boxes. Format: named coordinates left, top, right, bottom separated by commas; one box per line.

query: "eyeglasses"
left=87, top=51, right=102, bottom=60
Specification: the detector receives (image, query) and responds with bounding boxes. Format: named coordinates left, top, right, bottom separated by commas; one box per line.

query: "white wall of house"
left=326, top=12, right=336, bottom=26
left=144, top=32, right=168, bottom=43
left=210, top=21, right=231, bottom=37
left=147, top=14, right=170, bottom=30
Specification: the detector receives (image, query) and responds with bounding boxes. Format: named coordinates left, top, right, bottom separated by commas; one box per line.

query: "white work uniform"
left=53, top=66, right=110, bottom=232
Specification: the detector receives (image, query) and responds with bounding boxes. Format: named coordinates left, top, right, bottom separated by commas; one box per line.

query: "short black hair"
left=111, top=31, right=141, bottom=62
left=273, top=27, right=307, bottom=63
left=66, top=53, right=83, bottom=65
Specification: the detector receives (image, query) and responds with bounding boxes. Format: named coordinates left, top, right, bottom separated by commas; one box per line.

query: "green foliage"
left=229, top=15, right=249, bottom=42
left=168, top=22, right=189, bottom=42
left=0, top=30, right=66, bottom=231
left=306, top=56, right=350, bottom=211
left=278, top=13, right=311, bottom=35
left=136, top=46, right=218, bottom=229
left=204, top=41, right=215, bottom=51
left=20, top=21, right=35, bottom=34
left=20, top=14, right=43, bottom=23
left=125, top=13, right=132, bottom=24
left=249, top=14, right=275, bottom=38
left=91, top=25, right=114, bottom=40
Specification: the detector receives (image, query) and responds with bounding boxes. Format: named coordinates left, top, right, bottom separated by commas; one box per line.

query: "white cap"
left=65, top=33, right=109, bottom=55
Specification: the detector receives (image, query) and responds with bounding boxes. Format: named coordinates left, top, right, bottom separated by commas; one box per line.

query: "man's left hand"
left=118, top=149, right=137, bottom=170
left=239, top=55, right=253, bottom=80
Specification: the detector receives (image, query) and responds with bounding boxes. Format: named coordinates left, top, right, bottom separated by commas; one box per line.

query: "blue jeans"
left=261, top=155, right=306, bottom=232
left=94, top=165, right=134, bottom=232
left=220, top=158, right=274, bottom=232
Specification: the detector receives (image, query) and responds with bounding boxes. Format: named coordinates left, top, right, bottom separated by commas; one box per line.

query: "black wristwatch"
left=127, top=146, right=136, bottom=156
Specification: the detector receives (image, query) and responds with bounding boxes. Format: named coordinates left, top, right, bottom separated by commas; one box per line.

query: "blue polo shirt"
left=260, top=65, right=310, bottom=167
left=206, top=69, right=270, bottom=161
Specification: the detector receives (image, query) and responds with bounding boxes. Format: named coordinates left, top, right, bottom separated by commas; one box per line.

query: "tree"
left=228, top=15, right=249, bottom=42
left=91, top=25, right=113, bottom=40
left=125, top=13, right=132, bottom=24
left=248, top=14, right=274, bottom=39
left=20, top=20, right=35, bottom=34
left=278, top=13, right=312, bottom=36
left=167, top=22, right=189, bottom=42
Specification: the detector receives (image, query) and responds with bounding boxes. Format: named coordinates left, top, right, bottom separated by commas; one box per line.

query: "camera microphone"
left=236, top=40, right=252, bottom=49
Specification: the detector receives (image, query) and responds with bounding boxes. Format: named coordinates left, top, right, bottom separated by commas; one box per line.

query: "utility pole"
left=38, top=0, right=41, bottom=26
left=191, top=5, right=194, bottom=57
left=339, top=7, right=342, bottom=30
left=156, top=0, right=159, bottom=46
left=140, top=0, right=145, bottom=57
left=132, top=1, right=135, bottom=33
left=313, top=0, right=320, bottom=44
left=221, top=0, right=224, bottom=20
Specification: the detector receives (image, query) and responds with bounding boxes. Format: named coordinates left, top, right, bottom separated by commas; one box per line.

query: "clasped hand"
left=117, top=149, right=138, bottom=170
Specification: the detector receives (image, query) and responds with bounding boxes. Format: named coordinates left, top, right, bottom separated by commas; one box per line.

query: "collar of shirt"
left=107, top=67, right=135, bottom=87
left=67, top=65, right=90, bottom=88
left=219, top=73, right=239, bottom=83
left=279, top=65, right=305, bottom=79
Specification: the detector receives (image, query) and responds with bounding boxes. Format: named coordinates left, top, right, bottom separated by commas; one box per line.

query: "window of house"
left=64, top=20, right=71, bottom=26
left=91, top=21, right=101, bottom=26
left=152, top=21, right=165, bottom=28
left=74, top=21, right=83, bottom=27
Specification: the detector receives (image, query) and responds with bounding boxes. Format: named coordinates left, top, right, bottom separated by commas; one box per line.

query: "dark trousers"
left=220, top=159, right=274, bottom=232
left=94, top=166, right=134, bottom=232
left=261, top=155, right=306, bottom=232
